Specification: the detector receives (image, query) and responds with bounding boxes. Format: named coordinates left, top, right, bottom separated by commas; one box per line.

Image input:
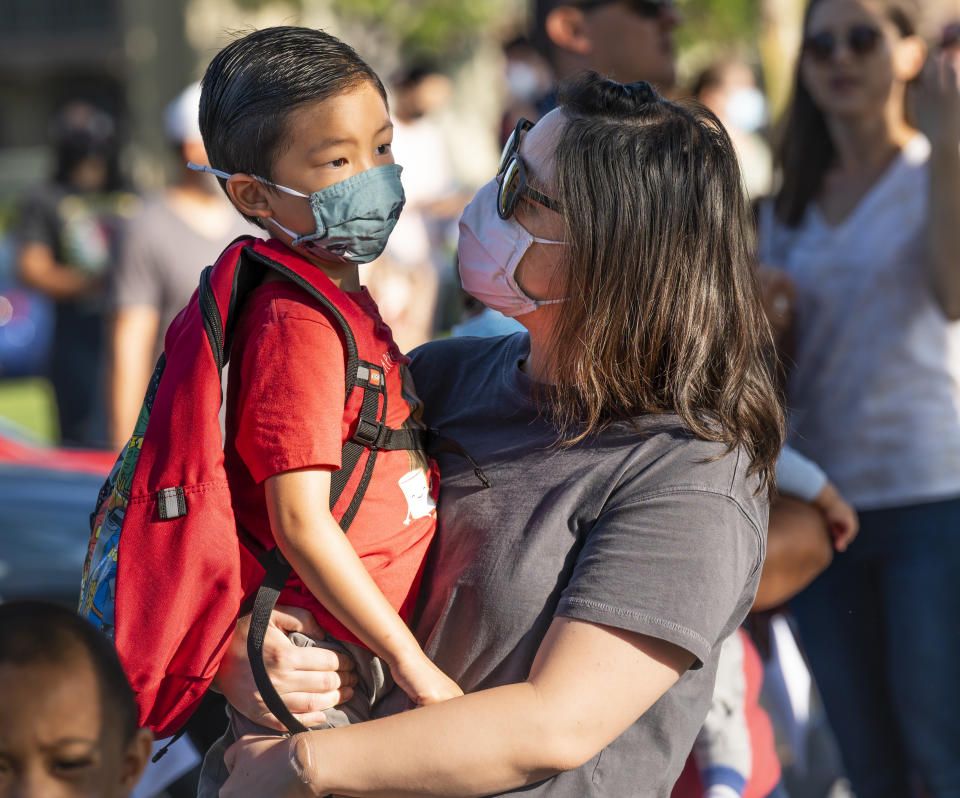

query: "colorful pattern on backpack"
left=80, top=357, right=165, bottom=634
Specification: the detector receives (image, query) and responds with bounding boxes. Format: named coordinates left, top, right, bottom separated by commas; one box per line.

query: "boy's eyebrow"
left=309, top=122, right=394, bottom=154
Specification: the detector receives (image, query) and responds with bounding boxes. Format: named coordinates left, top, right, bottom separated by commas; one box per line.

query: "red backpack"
left=78, top=237, right=485, bottom=738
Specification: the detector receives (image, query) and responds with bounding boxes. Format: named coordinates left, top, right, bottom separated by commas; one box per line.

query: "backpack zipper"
left=199, top=265, right=225, bottom=371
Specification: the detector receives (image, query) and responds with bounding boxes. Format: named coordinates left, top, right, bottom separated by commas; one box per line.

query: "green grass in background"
left=0, top=377, right=58, bottom=442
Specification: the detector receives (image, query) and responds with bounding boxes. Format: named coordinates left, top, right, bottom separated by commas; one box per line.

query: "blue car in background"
left=0, top=234, right=90, bottom=604
left=0, top=420, right=113, bottom=605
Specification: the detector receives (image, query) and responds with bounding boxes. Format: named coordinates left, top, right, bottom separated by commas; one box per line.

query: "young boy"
left=0, top=600, right=154, bottom=798
left=189, top=26, right=463, bottom=791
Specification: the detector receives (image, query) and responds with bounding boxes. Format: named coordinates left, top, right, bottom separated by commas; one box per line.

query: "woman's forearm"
left=293, top=682, right=566, bottom=797
left=285, top=619, right=689, bottom=797
left=222, top=619, right=689, bottom=798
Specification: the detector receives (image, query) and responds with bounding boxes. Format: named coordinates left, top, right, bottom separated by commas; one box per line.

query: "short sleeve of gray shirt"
left=556, top=470, right=764, bottom=666
left=383, top=333, right=768, bottom=797
left=110, top=198, right=164, bottom=312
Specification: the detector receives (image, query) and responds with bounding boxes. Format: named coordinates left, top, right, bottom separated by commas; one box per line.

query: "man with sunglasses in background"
left=531, top=0, right=680, bottom=116
left=451, top=0, right=680, bottom=336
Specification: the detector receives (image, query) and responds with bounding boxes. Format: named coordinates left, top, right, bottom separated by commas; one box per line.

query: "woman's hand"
left=221, top=734, right=315, bottom=798
left=214, top=605, right=358, bottom=731
left=812, top=480, right=859, bottom=553
left=913, top=54, right=960, bottom=149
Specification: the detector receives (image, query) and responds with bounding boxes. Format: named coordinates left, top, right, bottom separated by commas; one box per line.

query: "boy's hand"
left=813, top=481, right=859, bottom=553
left=389, top=650, right=463, bottom=706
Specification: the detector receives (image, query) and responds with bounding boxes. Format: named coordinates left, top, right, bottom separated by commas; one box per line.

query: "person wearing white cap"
left=106, top=82, right=254, bottom=450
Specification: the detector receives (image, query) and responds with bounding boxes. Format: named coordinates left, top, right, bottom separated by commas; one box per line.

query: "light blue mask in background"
left=189, top=162, right=405, bottom=264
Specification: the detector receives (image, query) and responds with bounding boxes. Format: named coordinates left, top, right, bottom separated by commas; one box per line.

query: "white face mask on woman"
left=457, top=179, right=567, bottom=318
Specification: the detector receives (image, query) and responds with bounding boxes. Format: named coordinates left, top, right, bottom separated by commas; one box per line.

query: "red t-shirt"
left=224, top=274, right=439, bottom=648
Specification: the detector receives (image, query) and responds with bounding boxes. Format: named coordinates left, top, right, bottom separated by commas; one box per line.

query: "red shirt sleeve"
left=233, top=303, right=347, bottom=484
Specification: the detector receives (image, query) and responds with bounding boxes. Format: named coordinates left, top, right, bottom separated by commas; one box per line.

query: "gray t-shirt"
left=378, top=333, right=767, bottom=797
left=109, top=194, right=252, bottom=360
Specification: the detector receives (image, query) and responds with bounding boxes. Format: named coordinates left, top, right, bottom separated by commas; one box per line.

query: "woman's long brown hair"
left=775, top=0, right=919, bottom=226
left=545, top=72, right=784, bottom=494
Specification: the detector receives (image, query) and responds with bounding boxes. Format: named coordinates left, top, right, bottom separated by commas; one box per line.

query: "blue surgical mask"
left=188, top=162, right=405, bottom=264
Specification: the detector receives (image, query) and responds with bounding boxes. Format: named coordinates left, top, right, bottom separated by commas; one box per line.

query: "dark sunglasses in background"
left=497, top=118, right=563, bottom=220
left=803, top=25, right=883, bottom=62
left=574, top=0, right=675, bottom=19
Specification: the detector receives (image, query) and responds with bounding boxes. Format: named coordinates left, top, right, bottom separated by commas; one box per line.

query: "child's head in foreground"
left=198, top=26, right=401, bottom=266
left=0, top=600, right=152, bottom=798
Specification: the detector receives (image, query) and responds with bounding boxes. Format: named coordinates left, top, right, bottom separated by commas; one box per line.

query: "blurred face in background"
left=800, top=0, right=923, bottom=120
left=0, top=654, right=150, bottom=798
left=68, top=156, right=110, bottom=193
left=580, top=0, right=681, bottom=89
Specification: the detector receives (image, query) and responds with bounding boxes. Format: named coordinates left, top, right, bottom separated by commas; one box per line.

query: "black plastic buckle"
left=353, top=418, right=385, bottom=449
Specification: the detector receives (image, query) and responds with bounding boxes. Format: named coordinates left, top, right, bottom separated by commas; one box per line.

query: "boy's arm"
left=264, top=468, right=461, bottom=705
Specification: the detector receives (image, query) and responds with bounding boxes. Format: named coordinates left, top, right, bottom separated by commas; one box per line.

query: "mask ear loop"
left=186, top=162, right=308, bottom=241
left=186, top=162, right=309, bottom=197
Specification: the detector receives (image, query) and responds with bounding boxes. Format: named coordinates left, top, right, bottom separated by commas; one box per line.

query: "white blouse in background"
left=758, top=135, right=960, bottom=510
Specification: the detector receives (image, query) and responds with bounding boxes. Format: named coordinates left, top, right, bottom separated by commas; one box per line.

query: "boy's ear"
left=120, top=727, right=154, bottom=796
left=226, top=174, right=275, bottom=221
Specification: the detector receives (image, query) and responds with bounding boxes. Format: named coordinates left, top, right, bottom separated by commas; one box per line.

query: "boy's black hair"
left=0, top=600, right=139, bottom=741
left=200, top=26, right=387, bottom=228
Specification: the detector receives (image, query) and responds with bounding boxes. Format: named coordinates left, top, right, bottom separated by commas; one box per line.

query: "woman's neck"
left=825, top=95, right=916, bottom=176
left=518, top=312, right=559, bottom=385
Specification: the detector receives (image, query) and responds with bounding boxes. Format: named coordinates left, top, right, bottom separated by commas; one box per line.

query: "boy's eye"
left=326, top=158, right=348, bottom=168
left=376, top=143, right=392, bottom=156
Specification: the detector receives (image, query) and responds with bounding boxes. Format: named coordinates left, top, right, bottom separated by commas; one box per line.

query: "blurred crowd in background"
left=0, top=0, right=824, bottom=447
left=2, top=0, right=960, bottom=797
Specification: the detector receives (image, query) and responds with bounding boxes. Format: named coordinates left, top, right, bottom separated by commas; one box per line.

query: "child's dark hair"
left=200, top=26, right=387, bottom=227
left=0, top=600, right=139, bottom=740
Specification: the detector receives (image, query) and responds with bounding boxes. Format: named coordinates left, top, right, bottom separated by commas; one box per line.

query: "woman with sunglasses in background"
left=758, top=0, right=960, bottom=794
left=217, top=71, right=784, bottom=797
